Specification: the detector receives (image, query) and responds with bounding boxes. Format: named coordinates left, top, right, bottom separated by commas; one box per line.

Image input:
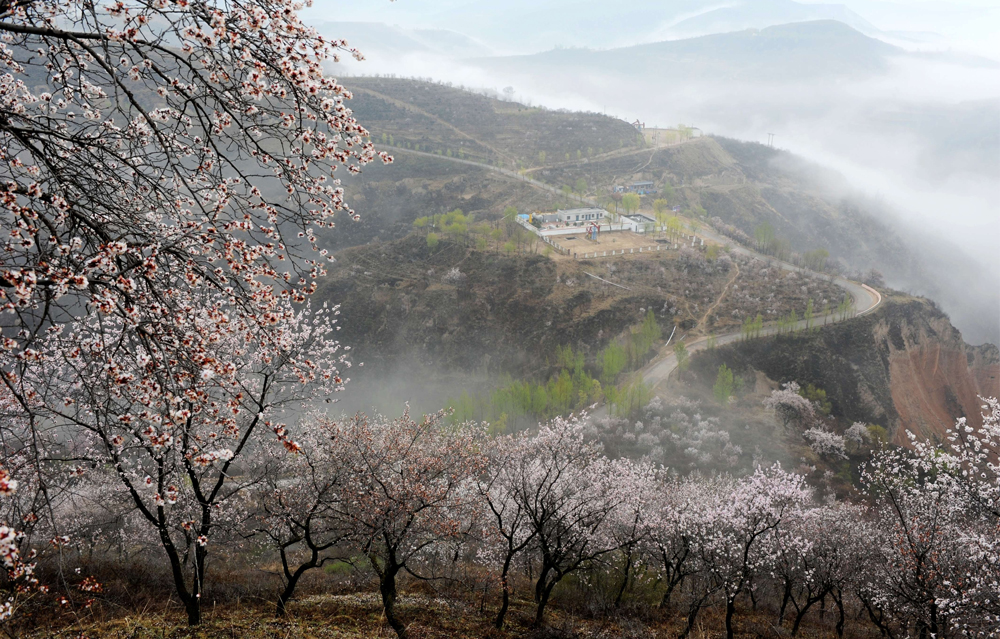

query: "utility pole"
left=767, top=133, right=775, bottom=148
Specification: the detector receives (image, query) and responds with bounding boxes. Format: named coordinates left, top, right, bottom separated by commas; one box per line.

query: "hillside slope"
left=324, top=78, right=995, bottom=344
left=344, top=76, right=642, bottom=165
left=317, top=232, right=843, bottom=406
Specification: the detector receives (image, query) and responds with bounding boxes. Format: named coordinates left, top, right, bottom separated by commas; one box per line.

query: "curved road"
left=638, top=229, right=881, bottom=394
left=385, top=146, right=599, bottom=208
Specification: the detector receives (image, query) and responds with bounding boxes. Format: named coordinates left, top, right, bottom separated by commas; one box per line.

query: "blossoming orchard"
left=0, top=0, right=996, bottom=637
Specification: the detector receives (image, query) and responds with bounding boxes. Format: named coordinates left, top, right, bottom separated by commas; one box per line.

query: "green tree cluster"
left=673, top=342, right=689, bottom=379
left=803, top=248, right=830, bottom=272
left=621, top=193, right=641, bottom=215
left=413, top=208, right=471, bottom=241
left=713, top=363, right=734, bottom=404
left=605, top=378, right=653, bottom=418
left=753, top=222, right=791, bottom=260
left=798, top=383, right=832, bottom=416
left=776, top=308, right=799, bottom=334
left=660, top=183, right=675, bottom=203
left=664, top=216, right=683, bottom=242
left=837, top=294, right=854, bottom=320
left=447, top=313, right=664, bottom=428
left=446, top=355, right=603, bottom=432
left=741, top=313, right=764, bottom=340
left=599, top=311, right=661, bottom=384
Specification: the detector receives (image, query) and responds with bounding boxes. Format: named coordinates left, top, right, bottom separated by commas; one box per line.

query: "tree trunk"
left=189, top=544, right=206, bottom=625
left=276, top=546, right=319, bottom=617
left=534, top=564, right=551, bottom=604
left=534, top=580, right=556, bottom=628
left=156, top=525, right=199, bottom=626
left=833, top=591, right=846, bottom=638
left=791, top=603, right=812, bottom=636
left=778, top=580, right=792, bottom=624
left=792, top=592, right=830, bottom=637
left=613, top=548, right=634, bottom=607
left=185, top=597, right=200, bottom=625
left=276, top=568, right=306, bottom=617
left=725, top=597, right=737, bottom=639
left=659, top=578, right=679, bottom=610
left=380, top=566, right=407, bottom=639
left=678, top=599, right=703, bottom=639
left=494, top=555, right=513, bottom=629
left=858, top=592, right=894, bottom=639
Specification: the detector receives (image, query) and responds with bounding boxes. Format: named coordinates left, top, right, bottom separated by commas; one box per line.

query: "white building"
left=543, top=207, right=608, bottom=224
left=622, top=213, right=658, bottom=233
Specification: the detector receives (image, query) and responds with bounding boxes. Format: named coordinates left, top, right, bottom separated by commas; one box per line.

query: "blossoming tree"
left=493, top=415, right=639, bottom=627
left=0, top=0, right=387, bottom=625
left=693, top=465, right=812, bottom=639
left=763, top=382, right=816, bottom=430
left=326, top=409, right=484, bottom=639
left=29, top=299, right=348, bottom=624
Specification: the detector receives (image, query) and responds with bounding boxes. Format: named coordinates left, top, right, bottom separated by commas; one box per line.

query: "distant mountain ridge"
left=483, top=21, right=902, bottom=83
left=312, top=0, right=893, bottom=55
left=653, top=0, right=880, bottom=40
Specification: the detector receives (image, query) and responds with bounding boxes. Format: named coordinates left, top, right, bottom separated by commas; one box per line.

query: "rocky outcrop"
left=690, top=294, right=999, bottom=443
left=879, top=301, right=999, bottom=443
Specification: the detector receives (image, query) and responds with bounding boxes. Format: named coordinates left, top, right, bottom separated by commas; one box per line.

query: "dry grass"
left=25, top=585, right=881, bottom=639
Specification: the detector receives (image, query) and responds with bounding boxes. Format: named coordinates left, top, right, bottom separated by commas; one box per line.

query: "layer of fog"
left=826, top=0, right=1000, bottom=58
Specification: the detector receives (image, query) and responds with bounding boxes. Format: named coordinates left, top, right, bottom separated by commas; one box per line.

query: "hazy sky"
left=304, top=0, right=1000, bottom=57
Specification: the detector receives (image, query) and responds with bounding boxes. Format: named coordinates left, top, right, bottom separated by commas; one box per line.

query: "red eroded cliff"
left=880, top=302, right=999, bottom=445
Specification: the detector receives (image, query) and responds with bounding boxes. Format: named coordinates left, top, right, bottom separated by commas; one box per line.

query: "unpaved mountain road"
left=638, top=227, right=882, bottom=394
left=385, top=146, right=598, bottom=207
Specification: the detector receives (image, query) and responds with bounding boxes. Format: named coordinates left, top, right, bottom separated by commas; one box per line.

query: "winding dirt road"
left=638, top=228, right=882, bottom=394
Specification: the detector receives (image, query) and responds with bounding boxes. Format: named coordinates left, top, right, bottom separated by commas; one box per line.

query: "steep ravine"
left=690, top=295, right=999, bottom=444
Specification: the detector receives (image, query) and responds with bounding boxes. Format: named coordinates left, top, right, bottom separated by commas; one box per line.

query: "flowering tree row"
left=27, top=401, right=994, bottom=638
left=259, top=404, right=999, bottom=639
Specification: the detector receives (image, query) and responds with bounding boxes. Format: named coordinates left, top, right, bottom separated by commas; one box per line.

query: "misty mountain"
left=481, top=21, right=989, bottom=83
left=654, top=0, right=880, bottom=40
left=309, top=0, right=900, bottom=56
left=305, top=0, right=1000, bottom=58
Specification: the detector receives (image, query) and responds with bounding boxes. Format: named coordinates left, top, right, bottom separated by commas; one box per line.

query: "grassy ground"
left=28, top=589, right=875, bottom=639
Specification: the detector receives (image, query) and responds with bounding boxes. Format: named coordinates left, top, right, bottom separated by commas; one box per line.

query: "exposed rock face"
left=691, top=295, right=999, bottom=443
left=880, top=305, right=999, bottom=444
